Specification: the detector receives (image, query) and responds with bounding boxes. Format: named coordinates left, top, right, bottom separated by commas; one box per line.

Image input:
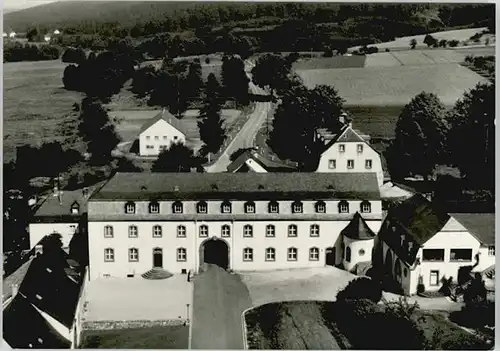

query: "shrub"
left=440, top=331, right=486, bottom=350
left=450, top=301, right=495, bottom=329
left=385, top=48, right=390, bottom=52
left=323, top=47, right=333, bottom=57
left=424, top=34, right=438, bottom=47
left=336, top=277, right=382, bottom=303
left=439, top=39, right=448, bottom=47
left=449, top=39, right=459, bottom=47
left=417, top=275, right=425, bottom=294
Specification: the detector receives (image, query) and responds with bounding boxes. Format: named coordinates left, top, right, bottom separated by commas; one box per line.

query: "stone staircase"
left=141, top=267, right=173, bottom=280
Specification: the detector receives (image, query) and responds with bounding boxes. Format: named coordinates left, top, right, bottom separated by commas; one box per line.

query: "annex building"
left=86, top=172, right=383, bottom=280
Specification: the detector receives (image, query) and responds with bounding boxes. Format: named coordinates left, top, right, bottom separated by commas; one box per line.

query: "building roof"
left=139, top=109, right=189, bottom=136
left=341, top=212, right=377, bottom=240
left=226, top=150, right=297, bottom=173
left=380, top=182, right=415, bottom=200
left=90, top=172, right=381, bottom=201
left=451, top=213, right=495, bottom=246
left=2, top=257, right=34, bottom=303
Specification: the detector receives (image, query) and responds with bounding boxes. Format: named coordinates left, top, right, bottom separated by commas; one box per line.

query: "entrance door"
left=202, top=239, right=229, bottom=269
left=153, top=248, right=163, bottom=268
left=325, top=247, right=336, bottom=266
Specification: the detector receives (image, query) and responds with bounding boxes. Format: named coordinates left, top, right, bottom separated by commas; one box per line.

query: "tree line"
left=3, top=42, right=61, bottom=62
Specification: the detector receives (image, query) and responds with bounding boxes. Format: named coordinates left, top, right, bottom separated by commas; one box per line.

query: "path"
left=190, top=264, right=253, bottom=349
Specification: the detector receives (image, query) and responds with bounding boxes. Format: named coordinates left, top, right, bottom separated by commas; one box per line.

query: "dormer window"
left=172, top=201, right=183, bottom=214
left=71, top=202, right=80, bottom=215
left=315, top=201, right=326, bottom=213
left=357, top=144, right=364, bottom=153
left=360, top=201, right=371, bottom=213
left=197, top=201, right=208, bottom=214
left=268, top=201, right=279, bottom=214
left=221, top=201, right=232, bottom=214
left=338, top=200, right=349, bottom=213
left=125, top=202, right=136, bottom=214
left=339, top=144, right=345, bottom=153
left=244, top=201, right=255, bottom=214
left=149, top=202, right=160, bottom=214
left=292, top=201, right=303, bottom=214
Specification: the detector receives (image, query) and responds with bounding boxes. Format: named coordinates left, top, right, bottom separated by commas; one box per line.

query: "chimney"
left=82, top=187, right=89, bottom=198
left=11, top=283, right=19, bottom=298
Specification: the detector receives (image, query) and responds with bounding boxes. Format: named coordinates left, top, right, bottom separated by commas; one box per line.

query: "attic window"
left=141, top=185, right=148, bottom=191
left=71, top=202, right=80, bottom=214
left=258, top=184, right=265, bottom=190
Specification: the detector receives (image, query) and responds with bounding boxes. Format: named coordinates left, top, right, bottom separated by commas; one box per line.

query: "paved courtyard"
left=83, top=275, right=192, bottom=322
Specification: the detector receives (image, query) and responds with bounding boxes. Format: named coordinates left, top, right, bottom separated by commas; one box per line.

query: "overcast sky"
left=4, top=0, right=57, bottom=11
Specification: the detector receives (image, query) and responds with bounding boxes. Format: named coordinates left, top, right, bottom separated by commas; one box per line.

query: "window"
left=70, top=225, right=76, bottom=233
left=129, top=248, right=139, bottom=262
left=488, top=246, right=495, bottom=256
left=430, top=270, right=440, bottom=286
left=265, top=247, right=276, bottom=261
left=365, top=159, right=373, bottom=169
left=154, top=136, right=159, bottom=140
left=172, top=202, right=183, bottom=214
left=263, top=225, right=275, bottom=238
left=128, top=225, right=138, bottom=238
left=450, top=249, right=473, bottom=261
left=339, top=144, right=345, bottom=153
left=422, top=249, right=444, bottom=262
left=360, top=201, right=371, bottom=213
left=288, top=224, right=298, bottom=237
left=315, top=201, right=326, bottom=213
left=146, top=145, right=154, bottom=149
left=104, top=225, right=113, bottom=238
left=174, top=136, right=178, bottom=140
left=287, top=247, right=298, bottom=261
left=104, top=248, right=114, bottom=262
left=268, top=201, right=279, bottom=214
left=347, top=160, right=354, bottom=169
left=244, top=201, right=255, bottom=214
left=160, top=145, right=168, bottom=150
left=71, top=205, right=79, bottom=215
left=292, top=201, right=303, bottom=213
left=149, top=202, right=159, bottom=214
left=243, top=248, right=253, bottom=261
left=197, top=201, right=208, bottom=214
left=357, top=144, right=364, bottom=153
left=177, top=225, right=186, bottom=238
left=177, top=248, right=187, bottom=262
left=309, top=247, right=320, bottom=261
left=328, top=159, right=336, bottom=169
left=310, top=224, right=320, bottom=237
left=338, top=201, right=349, bottom=213
left=221, top=202, right=232, bottom=213
left=163, top=135, right=167, bottom=140
left=125, top=202, right=136, bottom=214
left=359, top=249, right=365, bottom=256
left=221, top=225, right=231, bottom=237
left=345, top=247, right=351, bottom=262
left=146, top=136, right=151, bottom=140
left=199, top=225, right=208, bottom=237
left=152, top=225, right=162, bottom=238
left=243, top=225, right=253, bottom=237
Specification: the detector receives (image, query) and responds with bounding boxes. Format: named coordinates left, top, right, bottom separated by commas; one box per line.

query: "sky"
left=3, top=0, right=58, bottom=11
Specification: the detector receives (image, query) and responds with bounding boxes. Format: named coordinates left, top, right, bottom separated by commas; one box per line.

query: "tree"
left=385, top=92, right=448, bottom=180
left=151, top=142, right=201, bottom=172
left=148, top=71, right=189, bottom=118
left=336, top=277, right=383, bottom=303
left=62, top=47, right=87, bottom=64
left=26, top=28, right=38, bottom=42
left=423, top=34, right=438, bottom=47
left=114, top=157, right=142, bottom=172
left=185, top=61, right=204, bottom=99
left=251, top=53, right=293, bottom=96
left=410, top=38, right=417, bottom=49
left=221, top=55, right=249, bottom=105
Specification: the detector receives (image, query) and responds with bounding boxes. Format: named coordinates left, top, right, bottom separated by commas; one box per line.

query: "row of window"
left=145, top=135, right=179, bottom=141
left=103, top=247, right=321, bottom=262
left=124, top=200, right=372, bottom=215
left=328, top=159, right=372, bottom=170
left=420, top=248, right=495, bottom=262
left=337, top=144, right=365, bottom=154
left=104, top=224, right=324, bottom=238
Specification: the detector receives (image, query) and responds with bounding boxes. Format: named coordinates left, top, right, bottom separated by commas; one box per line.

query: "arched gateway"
left=200, top=237, right=229, bottom=270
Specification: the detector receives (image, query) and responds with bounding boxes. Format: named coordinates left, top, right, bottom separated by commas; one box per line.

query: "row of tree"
left=4, top=42, right=61, bottom=62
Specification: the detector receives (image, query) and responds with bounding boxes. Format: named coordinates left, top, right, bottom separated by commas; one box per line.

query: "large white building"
left=138, top=109, right=188, bottom=156
left=86, top=172, right=383, bottom=280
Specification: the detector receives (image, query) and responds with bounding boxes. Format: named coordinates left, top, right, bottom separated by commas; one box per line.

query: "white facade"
left=342, top=235, right=375, bottom=272
left=139, top=119, right=186, bottom=156
left=29, top=223, right=78, bottom=249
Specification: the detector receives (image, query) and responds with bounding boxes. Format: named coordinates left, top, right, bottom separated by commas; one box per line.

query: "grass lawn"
left=80, top=325, right=189, bottom=349
left=293, top=55, right=366, bottom=70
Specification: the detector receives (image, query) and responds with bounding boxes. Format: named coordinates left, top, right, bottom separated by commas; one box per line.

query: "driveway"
left=191, top=264, right=253, bottom=349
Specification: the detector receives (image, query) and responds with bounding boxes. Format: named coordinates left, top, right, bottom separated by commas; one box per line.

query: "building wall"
left=475, top=246, right=496, bottom=272
left=316, top=141, right=384, bottom=186
left=342, top=236, right=375, bottom=272
left=139, top=120, right=186, bottom=156
left=29, top=223, right=78, bottom=249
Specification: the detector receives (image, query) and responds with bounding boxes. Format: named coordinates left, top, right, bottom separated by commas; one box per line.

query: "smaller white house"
left=3, top=32, right=7, bottom=38
left=341, top=212, right=377, bottom=272
left=44, top=34, right=51, bottom=42
left=53, top=29, right=61, bottom=35
left=9, top=31, right=16, bottom=38
left=138, top=109, right=188, bottom=156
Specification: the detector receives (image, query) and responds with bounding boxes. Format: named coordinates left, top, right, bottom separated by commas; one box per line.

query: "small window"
left=339, top=144, right=345, bottom=153
left=365, top=159, right=373, bottom=169
left=221, top=202, right=232, bottom=214
left=163, top=135, right=168, bottom=140
left=125, top=202, right=136, bottom=214
left=129, top=248, right=139, bottom=262
left=199, top=225, right=208, bottom=237
left=177, top=225, right=186, bottom=238
left=359, top=249, right=365, bottom=256
left=177, top=248, right=187, bottom=262
left=244, top=201, right=255, bottom=214
left=128, top=225, right=138, bottom=238
left=292, top=201, right=303, bottom=214
left=160, top=145, right=168, bottom=150
left=243, top=225, right=253, bottom=238
left=266, top=225, right=275, bottom=238
left=221, top=225, right=231, bottom=237
left=345, top=246, right=351, bottom=262
left=154, top=136, right=159, bottom=140
left=146, top=136, right=151, bottom=140
left=172, top=202, right=183, bottom=214
left=488, top=246, right=495, bottom=256
left=430, top=270, right=440, bottom=286
left=403, top=268, right=408, bottom=277
left=347, top=160, right=354, bottom=169
left=152, top=225, right=162, bottom=238
left=174, top=136, right=178, bottom=140
left=315, top=201, right=326, bottom=213
left=422, top=249, right=444, bottom=262
left=71, top=206, right=79, bottom=215
left=450, top=249, right=473, bottom=261
left=360, top=201, right=371, bottom=213
left=288, top=224, right=298, bottom=237
left=197, top=201, right=208, bottom=214
left=243, top=248, right=253, bottom=261
left=309, top=247, right=320, bottom=261
left=146, top=145, right=154, bottom=149
left=104, top=225, right=114, bottom=238
left=265, top=247, right=276, bottom=261
left=268, top=201, right=279, bottom=214
left=328, top=159, right=336, bottom=169
left=310, top=224, right=320, bottom=237
left=287, top=247, right=298, bottom=261
left=357, top=144, right=364, bottom=153
left=70, top=225, right=76, bottom=233
left=104, top=248, right=114, bottom=262
left=338, top=201, right=349, bottom=213
left=149, top=202, right=160, bottom=214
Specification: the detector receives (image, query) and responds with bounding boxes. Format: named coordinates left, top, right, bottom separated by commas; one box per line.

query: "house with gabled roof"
left=138, top=109, right=189, bottom=156
left=372, top=194, right=495, bottom=295
left=226, top=149, right=297, bottom=173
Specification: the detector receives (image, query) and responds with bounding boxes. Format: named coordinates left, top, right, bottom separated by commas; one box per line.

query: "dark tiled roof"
left=341, top=212, right=376, bottom=240
left=226, top=150, right=296, bottom=173
left=451, top=213, right=495, bottom=246
left=2, top=257, right=34, bottom=303
left=321, top=125, right=367, bottom=152
left=90, top=172, right=381, bottom=201
left=139, top=109, right=189, bottom=136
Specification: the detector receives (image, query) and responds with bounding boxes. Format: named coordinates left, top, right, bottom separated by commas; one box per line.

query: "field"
left=3, top=60, right=84, bottom=161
